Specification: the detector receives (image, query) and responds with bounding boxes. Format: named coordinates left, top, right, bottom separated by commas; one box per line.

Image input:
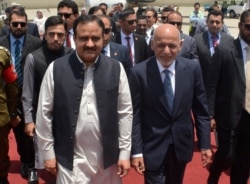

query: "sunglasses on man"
left=11, top=22, right=26, bottom=27
left=57, top=13, right=73, bottom=19
left=127, top=19, right=137, bottom=25
left=243, top=23, right=250, bottom=30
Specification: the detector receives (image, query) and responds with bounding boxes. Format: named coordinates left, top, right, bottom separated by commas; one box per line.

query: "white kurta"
left=35, top=55, right=133, bottom=184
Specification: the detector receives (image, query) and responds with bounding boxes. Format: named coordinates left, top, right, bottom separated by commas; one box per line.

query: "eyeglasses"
left=243, top=23, right=250, bottom=30
left=57, top=13, right=73, bottom=19
left=161, top=16, right=167, bottom=20
left=104, top=28, right=112, bottom=34
left=127, top=19, right=137, bottom=25
left=168, top=22, right=182, bottom=26
left=11, top=22, right=26, bottom=27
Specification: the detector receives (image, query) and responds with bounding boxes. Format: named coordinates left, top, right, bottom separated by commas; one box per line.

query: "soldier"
left=0, top=46, right=20, bottom=184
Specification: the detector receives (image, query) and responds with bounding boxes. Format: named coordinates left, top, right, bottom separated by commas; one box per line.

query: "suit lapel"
left=232, top=38, right=245, bottom=84
left=203, top=32, right=212, bottom=60
left=133, top=33, right=139, bottom=64
left=110, top=43, right=118, bottom=58
left=172, top=58, right=186, bottom=116
left=147, top=58, right=171, bottom=115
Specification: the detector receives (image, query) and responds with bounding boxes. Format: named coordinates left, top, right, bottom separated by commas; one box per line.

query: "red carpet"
left=7, top=130, right=248, bottom=184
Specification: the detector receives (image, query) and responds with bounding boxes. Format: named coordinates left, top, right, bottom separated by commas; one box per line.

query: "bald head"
left=151, top=24, right=182, bottom=68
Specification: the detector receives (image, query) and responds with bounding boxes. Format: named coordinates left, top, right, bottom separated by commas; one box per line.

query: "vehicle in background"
left=227, top=1, right=245, bottom=18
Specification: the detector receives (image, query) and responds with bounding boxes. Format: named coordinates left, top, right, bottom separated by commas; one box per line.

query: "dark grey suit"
left=179, top=33, right=198, bottom=61
left=108, top=42, right=132, bottom=76
left=206, top=38, right=250, bottom=184
left=111, top=32, right=149, bottom=64
left=0, top=33, right=42, bottom=168
left=194, top=31, right=234, bottom=86
left=129, top=56, right=211, bottom=184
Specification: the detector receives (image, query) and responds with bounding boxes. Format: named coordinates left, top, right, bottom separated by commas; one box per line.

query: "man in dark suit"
left=166, top=11, right=198, bottom=61
left=111, top=8, right=149, bottom=66
left=129, top=23, right=212, bottom=184
left=0, top=5, right=39, bottom=38
left=99, top=15, right=132, bottom=76
left=194, top=10, right=234, bottom=87
left=0, top=9, right=42, bottom=184
left=206, top=9, right=250, bottom=184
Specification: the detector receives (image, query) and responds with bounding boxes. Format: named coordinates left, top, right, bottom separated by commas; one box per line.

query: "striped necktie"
left=164, top=69, right=174, bottom=113
left=15, top=39, right=22, bottom=87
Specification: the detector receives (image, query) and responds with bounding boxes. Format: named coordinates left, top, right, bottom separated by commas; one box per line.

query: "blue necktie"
left=164, top=70, right=174, bottom=113
left=15, top=40, right=22, bottom=87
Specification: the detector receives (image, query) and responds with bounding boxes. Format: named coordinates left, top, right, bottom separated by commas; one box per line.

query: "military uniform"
left=0, top=46, right=19, bottom=184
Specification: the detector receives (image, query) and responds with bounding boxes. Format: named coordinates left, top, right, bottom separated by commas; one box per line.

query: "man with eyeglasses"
left=145, top=7, right=159, bottom=45
left=206, top=9, right=250, bottom=184
left=160, top=6, right=174, bottom=24
left=111, top=8, right=148, bottom=66
left=57, top=0, right=79, bottom=49
left=194, top=10, right=233, bottom=88
left=166, top=11, right=198, bottom=61
left=99, top=15, right=132, bottom=76
left=0, top=8, right=42, bottom=184
left=21, top=15, right=73, bottom=184
left=0, top=5, right=39, bottom=38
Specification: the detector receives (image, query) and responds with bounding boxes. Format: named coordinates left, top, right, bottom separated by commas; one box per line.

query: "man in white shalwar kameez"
left=35, top=15, right=132, bottom=184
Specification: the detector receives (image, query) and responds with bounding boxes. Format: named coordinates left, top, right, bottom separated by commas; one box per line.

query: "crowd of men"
left=0, top=0, right=249, bottom=184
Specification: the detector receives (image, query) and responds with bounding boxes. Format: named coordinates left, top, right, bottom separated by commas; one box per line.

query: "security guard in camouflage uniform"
left=0, top=46, right=20, bottom=184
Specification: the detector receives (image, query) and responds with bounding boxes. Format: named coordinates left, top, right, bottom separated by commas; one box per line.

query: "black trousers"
left=207, top=127, right=237, bottom=184
left=144, top=144, right=186, bottom=184
left=208, top=110, right=250, bottom=184
left=230, top=110, right=250, bottom=184
left=12, top=117, right=35, bottom=168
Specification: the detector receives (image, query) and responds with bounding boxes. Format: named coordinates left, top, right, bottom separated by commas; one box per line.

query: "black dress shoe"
left=0, top=177, right=9, bottom=184
left=21, top=163, right=28, bottom=178
left=28, top=169, right=38, bottom=184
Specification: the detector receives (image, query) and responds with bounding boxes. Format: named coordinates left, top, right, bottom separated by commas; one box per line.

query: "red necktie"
left=66, top=32, right=71, bottom=48
left=212, top=35, right=219, bottom=48
left=125, top=36, right=133, bottom=65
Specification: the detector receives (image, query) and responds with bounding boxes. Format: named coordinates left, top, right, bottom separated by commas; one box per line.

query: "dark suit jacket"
left=111, top=32, right=149, bottom=64
left=0, top=33, right=42, bottom=84
left=206, top=38, right=245, bottom=130
left=0, top=23, right=40, bottom=38
left=194, top=31, right=234, bottom=86
left=180, top=33, right=198, bottom=61
left=129, top=56, right=211, bottom=170
left=109, top=42, right=132, bottom=76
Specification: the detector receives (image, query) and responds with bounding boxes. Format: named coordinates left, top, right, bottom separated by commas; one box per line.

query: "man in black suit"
left=0, top=5, right=39, bottom=38
left=129, top=23, right=212, bottom=184
left=99, top=15, right=132, bottom=76
left=206, top=9, right=250, bottom=184
left=166, top=11, right=198, bottom=61
left=194, top=10, right=234, bottom=87
left=0, top=9, right=42, bottom=184
left=111, top=8, right=149, bottom=66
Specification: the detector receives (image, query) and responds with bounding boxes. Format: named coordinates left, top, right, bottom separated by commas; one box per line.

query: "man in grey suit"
left=166, top=11, right=198, bottom=61
left=194, top=10, right=233, bottom=87
left=0, top=9, right=42, bottom=184
left=99, top=15, right=132, bottom=76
